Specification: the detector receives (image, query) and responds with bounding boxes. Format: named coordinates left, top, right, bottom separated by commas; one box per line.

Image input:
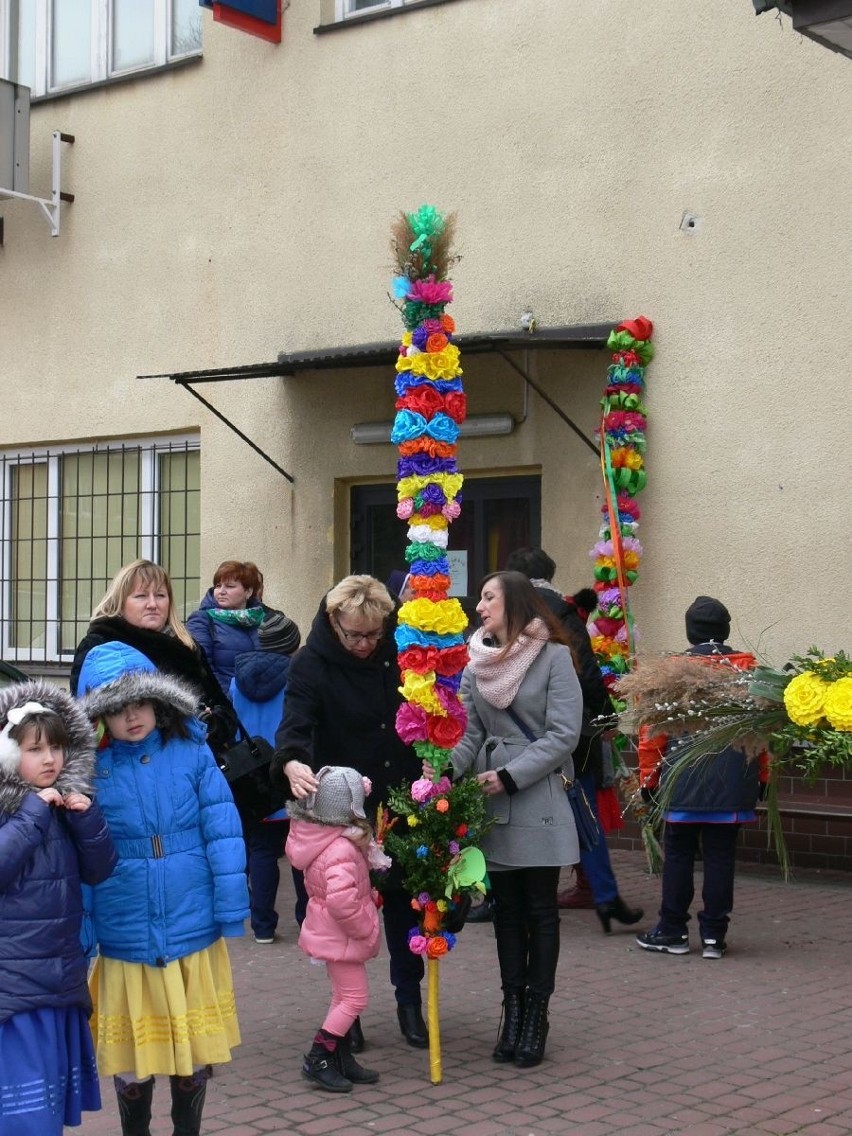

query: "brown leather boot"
left=557, top=865, right=594, bottom=909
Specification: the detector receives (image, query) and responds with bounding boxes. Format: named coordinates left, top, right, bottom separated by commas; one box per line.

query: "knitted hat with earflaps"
left=287, top=765, right=370, bottom=826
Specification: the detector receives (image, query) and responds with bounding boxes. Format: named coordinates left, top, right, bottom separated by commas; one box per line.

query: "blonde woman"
left=70, top=560, right=237, bottom=758
left=272, top=575, right=427, bottom=1051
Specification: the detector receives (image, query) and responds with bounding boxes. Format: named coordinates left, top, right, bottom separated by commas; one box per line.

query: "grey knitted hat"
left=288, top=765, right=368, bottom=826
left=258, top=611, right=300, bottom=655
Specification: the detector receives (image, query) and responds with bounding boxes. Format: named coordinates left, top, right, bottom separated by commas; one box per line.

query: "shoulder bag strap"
left=505, top=705, right=537, bottom=743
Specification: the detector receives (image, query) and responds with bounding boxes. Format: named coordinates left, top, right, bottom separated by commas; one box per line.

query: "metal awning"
left=139, top=323, right=615, bottom=384
left=139, top=323, right=617, bottom=483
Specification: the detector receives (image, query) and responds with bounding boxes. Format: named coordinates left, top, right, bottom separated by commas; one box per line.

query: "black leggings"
left=490, top=866, right=561, bottom=998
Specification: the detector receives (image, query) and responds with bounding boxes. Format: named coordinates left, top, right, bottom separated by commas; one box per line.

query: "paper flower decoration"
left=588, top=317, right=655, bottom=692
left=386, top=205, right=492, bottom=962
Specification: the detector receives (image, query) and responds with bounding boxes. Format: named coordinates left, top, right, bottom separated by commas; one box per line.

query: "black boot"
left=345, top=1015, right=365, bottom=1053
left=596, top=896, right=644, bottom=934
left=169, top=1068, right=209, bottom=1136
left=492, top=990, right=525, bottom=1063
left=115, top=1076, right=154, bottom=1136
left=397, top=1004, right=428, bottom=1049
left=515, top=993, right=550, bottom=1068
left=336, top=1035, right=380, bottom=1084
left=301, top=1031, right=352, bottom=1093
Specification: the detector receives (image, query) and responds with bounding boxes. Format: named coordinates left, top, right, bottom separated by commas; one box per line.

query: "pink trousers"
left=322, top=960, right=370, bottom=1038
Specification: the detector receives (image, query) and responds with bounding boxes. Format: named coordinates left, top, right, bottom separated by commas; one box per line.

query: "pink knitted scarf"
left=466, top=618, right=549, bottom=709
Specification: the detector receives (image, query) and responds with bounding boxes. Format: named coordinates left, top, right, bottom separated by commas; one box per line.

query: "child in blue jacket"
left=228, top=609, right=304, bottom=941
left=78, top=640, right=249, bottom=1136
left=0, top=682, right=116, bottom=1135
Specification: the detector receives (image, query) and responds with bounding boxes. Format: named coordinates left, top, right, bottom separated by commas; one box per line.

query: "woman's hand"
left=476, top=771, right=505, bottom=797
left=284, top=760, right=318, bottom=799
left=422, top=760, right=438, bottom=779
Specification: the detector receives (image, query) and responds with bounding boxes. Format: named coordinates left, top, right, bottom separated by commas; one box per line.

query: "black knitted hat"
left=685, top=596, right=730, bottom=645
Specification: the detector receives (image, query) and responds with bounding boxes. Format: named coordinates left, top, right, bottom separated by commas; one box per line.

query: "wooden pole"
left=427, top=957, right=442, bottom=1084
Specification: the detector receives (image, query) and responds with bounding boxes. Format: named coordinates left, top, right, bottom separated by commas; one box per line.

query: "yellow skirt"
left=90, top=939, right=241, bottom=1078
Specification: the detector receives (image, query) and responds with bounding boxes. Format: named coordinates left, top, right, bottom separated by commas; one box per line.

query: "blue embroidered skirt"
left=0, top=1006, right=101, bottom=1134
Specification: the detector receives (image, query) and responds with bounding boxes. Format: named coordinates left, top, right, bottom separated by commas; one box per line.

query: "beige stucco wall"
left=1, top=0, right=850, bottom=661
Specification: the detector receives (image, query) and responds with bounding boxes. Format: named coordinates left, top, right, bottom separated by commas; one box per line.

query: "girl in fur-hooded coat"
left=78, top=640, right=248, bottom=1134
left=0, top=681, right=116, bottom=1134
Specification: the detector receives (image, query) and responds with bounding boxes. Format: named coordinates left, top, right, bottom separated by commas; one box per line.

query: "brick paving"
left=80, top=851, right=852, bottom=1135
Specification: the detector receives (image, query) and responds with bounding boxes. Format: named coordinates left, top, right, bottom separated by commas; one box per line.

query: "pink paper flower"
left=409, top=279, right=454, bottom=306
left=411, top=778, right=437, bottom=804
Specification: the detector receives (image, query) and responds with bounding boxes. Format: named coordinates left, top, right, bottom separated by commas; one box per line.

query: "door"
left=350, top=475, right=541, bottom=616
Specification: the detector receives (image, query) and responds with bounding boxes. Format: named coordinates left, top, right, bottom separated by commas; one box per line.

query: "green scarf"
left=207, top=606, right=265, bottom=629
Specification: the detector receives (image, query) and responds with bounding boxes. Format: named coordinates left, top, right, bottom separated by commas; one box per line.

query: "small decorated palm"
left=385, top=774, right=492, bottom=956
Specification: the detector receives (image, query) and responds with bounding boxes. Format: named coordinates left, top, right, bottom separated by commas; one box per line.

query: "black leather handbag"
left=217, top=722, right=279, bottom=823
left=505, top=706, right=600, bottom=852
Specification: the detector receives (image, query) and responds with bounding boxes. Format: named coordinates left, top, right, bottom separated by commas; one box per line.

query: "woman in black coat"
left=69, top=560, right=237, bottom=759
left=272, top=574, right=427, bottom=1051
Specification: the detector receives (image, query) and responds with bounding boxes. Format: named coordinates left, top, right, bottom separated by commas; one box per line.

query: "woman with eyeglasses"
left=271, top=575, right=426, bottom=1053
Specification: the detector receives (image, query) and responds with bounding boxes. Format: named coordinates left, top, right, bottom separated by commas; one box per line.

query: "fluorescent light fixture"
left=351, top=413, right=515, bottom=445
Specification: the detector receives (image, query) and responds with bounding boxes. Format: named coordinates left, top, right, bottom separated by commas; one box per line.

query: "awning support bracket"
left=177, top=381, right=295, bottom=483
left=494, top=347, right=599, bottom=456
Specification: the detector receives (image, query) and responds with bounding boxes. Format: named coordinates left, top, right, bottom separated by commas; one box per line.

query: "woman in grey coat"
left=427, top=571, right=583, bottom=1068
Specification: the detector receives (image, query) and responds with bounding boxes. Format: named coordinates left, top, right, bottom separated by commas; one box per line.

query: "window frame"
left=0, top=434, right=200, bottom=665
left=336, top=0, right=410, bottom=20
left=0, top=0, right=201, bottom=98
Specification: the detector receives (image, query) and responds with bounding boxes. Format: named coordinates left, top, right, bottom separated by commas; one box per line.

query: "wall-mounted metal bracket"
left=0, top=131, right=74, bottom=237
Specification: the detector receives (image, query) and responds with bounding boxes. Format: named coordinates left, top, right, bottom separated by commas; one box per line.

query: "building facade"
left=1, top=0, right=850, bottom=681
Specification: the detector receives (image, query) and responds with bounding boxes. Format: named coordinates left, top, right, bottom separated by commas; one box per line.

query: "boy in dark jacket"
left=636, top=597, right=769, bottom=958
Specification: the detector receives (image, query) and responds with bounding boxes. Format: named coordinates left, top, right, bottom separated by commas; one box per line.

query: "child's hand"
left=63, top=792, right=92, bottom=812
left=36, top=787, right=63, bottom=806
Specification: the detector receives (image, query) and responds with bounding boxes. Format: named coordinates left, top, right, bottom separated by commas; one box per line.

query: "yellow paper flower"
left=409, top=513, right=449, bottom=531
left=401, top=332, right=412, bottom=346
left=397, top=472, right=464, bottom=502
left=400, top=597, right=468, bottom=636
left=404, top=344, right=462, bottom=380
left=407, top=815, right=419, bottom=828
left=436, top=899, right=447, bottom=912
left=783, top=672, right=829, bottom=727
left=400, top=670, right=443, bottom=715
left=823, top=677, right=852, bottom=731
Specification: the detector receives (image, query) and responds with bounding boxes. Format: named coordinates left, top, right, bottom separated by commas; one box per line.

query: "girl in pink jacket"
left=285, top=765, right=390, bottom=1092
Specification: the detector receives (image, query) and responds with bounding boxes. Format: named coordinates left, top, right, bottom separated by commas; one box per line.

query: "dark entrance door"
left=350, top=475, right=541, bottom=616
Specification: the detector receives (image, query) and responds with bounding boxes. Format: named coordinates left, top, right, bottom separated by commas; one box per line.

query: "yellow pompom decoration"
left=783, top=672, right=829, bottom=727
left=823, top=677, right=852, bottom=732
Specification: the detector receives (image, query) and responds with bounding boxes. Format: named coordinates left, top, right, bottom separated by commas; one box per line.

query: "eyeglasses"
left=334, top=617, right=385, bottom=645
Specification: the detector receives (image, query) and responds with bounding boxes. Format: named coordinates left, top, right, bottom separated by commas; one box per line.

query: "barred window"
left=0, top=437, right=200, bottom=666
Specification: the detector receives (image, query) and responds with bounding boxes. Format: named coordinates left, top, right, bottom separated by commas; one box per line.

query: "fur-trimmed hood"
left=0, top=680, right=97, bottom=816
left=80, top=641, right=201, bottom=742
